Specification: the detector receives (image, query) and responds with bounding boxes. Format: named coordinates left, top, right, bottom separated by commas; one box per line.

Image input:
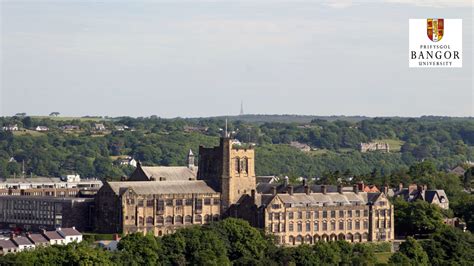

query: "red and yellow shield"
left=427, top=18, right=444, bottom=42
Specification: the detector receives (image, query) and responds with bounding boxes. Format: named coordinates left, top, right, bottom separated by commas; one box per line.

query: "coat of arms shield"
left=427, top=18, right=444, bottom=42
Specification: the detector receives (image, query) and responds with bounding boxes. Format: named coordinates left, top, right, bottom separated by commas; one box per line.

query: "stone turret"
left=187, top=149, right=195, bottom=169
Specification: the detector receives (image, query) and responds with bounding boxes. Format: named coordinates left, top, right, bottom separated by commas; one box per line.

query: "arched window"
left=338, top=233, right=345, bottom=240
left=156, top=216, right=164, bottom=225
left=305, top=235, right=312, bottom=244
left=146, top=216, right=154, bottom=225
left=296, top=235, right=303, bottom=243
left=204, top=214, right=211, bottom=223
left=165, top=216, right=173, bottom=224
left=175, top=215, right=183, bottom=224
left=185, top=215, right=192, bottom=224
left=139, top=217, right=144, bottom=225
left=240, top=158, right=248, bottom=173
left=234, top=158, right=240, bottom=173
left=289, top=236, right=295, bottom=245
left=330, top=220, right=336, bottom=231
left=314, top=234, right=320, bottom=242
left=195, top=215, right=202, bottom=223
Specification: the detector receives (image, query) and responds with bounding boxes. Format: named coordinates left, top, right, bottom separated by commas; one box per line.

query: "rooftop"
left=108, top=180, right=217, bottom=196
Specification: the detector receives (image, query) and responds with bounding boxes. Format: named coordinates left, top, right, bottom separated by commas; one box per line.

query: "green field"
left=12, top=129, right=44, bottom=137
left=32, top=116, right=107, bottom=122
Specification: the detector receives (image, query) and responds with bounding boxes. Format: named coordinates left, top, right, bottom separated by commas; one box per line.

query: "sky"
left=1, top=0, right=472, bottom=118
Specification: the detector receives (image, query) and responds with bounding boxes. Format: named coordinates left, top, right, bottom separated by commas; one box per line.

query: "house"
left=387, top=183, right=449, bottom=209
left=256, top=176, right=279, bottom=184
left=11, top=236, right=34, bottom=251
left=114, top=125, right=129, bottom=131
left=97, top=240, right=119, bottom=251
left=42, top=230, right=66, bottom=245
left=27, top=233, right=49, bottom=246
left=57, top=227, right=82, bottom=244
left=449, top=166, right=466, bottom=177
left=35, top=126, right=49, bottom=132
left=94, top=123, right=106, bottom=131
left=290, top=141, right=311, bottom=152
left=0, top=239, right=18, bottom=255
left=117, top=157, right=137, bottom=167
left=360, top=142, right=390, bottom=153
left=60, top=125, right=80, bottom=131
left=2, top=124, right=19, bottom=131
left=61, top=174, right=81, bottom=182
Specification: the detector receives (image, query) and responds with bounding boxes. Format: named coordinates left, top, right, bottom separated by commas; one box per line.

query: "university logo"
left=427, top=18, right=444, bottom=42
left=409, top=19, right=462, bottom=68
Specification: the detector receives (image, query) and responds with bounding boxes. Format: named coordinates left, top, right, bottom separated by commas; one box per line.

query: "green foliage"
left=398, top=237, right=429, bottom=266
left=393, top=198, right=444, bottom=237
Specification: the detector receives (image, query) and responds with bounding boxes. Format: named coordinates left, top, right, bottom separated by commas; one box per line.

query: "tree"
left=394, top=198, right=444, bottom=237
left=388, top=252, right=412, bottom=266
left=117, top=233, right=162, bottom=264
left=49, top=112, right=60, bottom=117
left=398, top=237, right=429, bottom=266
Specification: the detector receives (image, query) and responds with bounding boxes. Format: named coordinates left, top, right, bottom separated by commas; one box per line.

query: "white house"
left=57, top=227, right=83, bottom=244
left=42, top=231, right=65, bottom=245
left=11, top=236, right=34, bottom=251
left=2, top=124, right=18, bottom=131
left=61, top=174, right=81, bottom=182
left=94, top=123, right=106, bottom=131
left=35, top=126, right=49, bottom=132
left=0, top=239, right=18, bottom=255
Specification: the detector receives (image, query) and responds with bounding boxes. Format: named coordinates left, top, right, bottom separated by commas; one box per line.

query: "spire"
left=187, top=149, right=195, bottom=168
left=240, top=100, right=244, bottom=116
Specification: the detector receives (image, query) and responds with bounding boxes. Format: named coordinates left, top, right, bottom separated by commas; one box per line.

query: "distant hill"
left=208, top=114, right=370, bottom=123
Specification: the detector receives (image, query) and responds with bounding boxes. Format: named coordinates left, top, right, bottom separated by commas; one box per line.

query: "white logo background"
left=409, top=19, right=462, bottom=68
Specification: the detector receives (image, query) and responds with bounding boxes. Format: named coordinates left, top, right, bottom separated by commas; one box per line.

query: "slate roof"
left=12, top=236, right=33, bottom=246
left=43, top=231, right=63, bottom=240
left=0, top=239, right=17, bottom=249
left=27, top=233, right=49, bottom=244
left=141, top=166, right=198, bottom=181
left=107, top=181, right=217, bottom=196
left=256, top=184, right=354, bottom=194
left=58, top=228, right=81, bottom=236
left=275, top=192, right=369, bottom=206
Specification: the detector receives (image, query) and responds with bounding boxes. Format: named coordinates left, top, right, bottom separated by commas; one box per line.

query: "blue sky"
left=1, top=0, right=472, bottom=117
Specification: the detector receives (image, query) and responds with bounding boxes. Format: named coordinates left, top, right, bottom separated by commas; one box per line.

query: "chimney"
left=321, top=185, right=327, bottom=194
left=271, top=186, right=277, bottom=195
left=337, top=184, right=343, bottom=194
left=284, top=176, right=289, bottom=186
left=305, top=185, right=311, bottom=195
left=353, top=184, right=359, bottom=194
left=358, top=181, right=365, bottom=192
left=287, top=185, right=294, bottom=195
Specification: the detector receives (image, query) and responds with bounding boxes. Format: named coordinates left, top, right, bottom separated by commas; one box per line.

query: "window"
left=339, top=220, right=344, bottom=230
left=347, top=210, right=352, bottom=218
left=195, top=199, right=202, bottom=211
left=157, top=200, right=164, bottom=212
left=306, top=211, right=311, bottom=219
left=339, top=210, right=344, bottom=218
left=289, top=223, right=294, bottom=232
left=323, top=221, right=328, bottom=231
left=234, top=158, right=240, bottom=173
left=175, top=215, right=183, bottom=224
left=205, top=214, right=212, bottom=223
left=323, top=211, right=328, bottom=218
left=165, top=216, right=173, bottom=224
left=213, top=198, right=220, bottom=205
left=241, top=158, right=248, bottom=173
left=364, top=210, right=368, bottom=217
left=330, top=211, right=336, bottom=218
left=298, top=212, right=302, bottom=219
left=381, top=210, right=386, bottom=216
left=139, top=216, right=144, bottom=225
left=356, top=210, right=361, bottom=217
left=288, top=212, right=294, bottom=219
left=306, top=222, right=311, bottom=231
left=347, top=220, right=352, bottom=230
left=274, top=213, right=280, bottom=220
left=147, top=200, right=154, bottom=207
left=138, top=200, right=144, bottom=207
left=314, top=211, right=319, bottom=219
left=330, top=221, right=336, bottom=231
left=186, top=199, right=193, bottom=206
left=195, top=215, right=202, bottom=223
left=363, top=220, right=368, bottom=229
left=175, top=199, right=183, bottom=206
left=355, top=220, right=360, bottom=230
left=146, top=216, right=154, bottom=225
left=204, top=198, right=211, bottom=205
left=297, top=223, right=302, bottom=232
left=157, top=216, right=164, bottom=224
left=314, top=222, right=319, bottom=231
left=165, top=199, right=173, bottom=206
left=185, top=215, right=192, bottom=224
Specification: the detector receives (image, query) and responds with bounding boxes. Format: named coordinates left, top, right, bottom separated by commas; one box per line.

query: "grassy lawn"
left=32, top=116, right=106, bottom=122
left=374, top=252, right=392, bottom=264
left=12, top=129, right=44, bottom=137
left=373, top=138, right=405, bottom=152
